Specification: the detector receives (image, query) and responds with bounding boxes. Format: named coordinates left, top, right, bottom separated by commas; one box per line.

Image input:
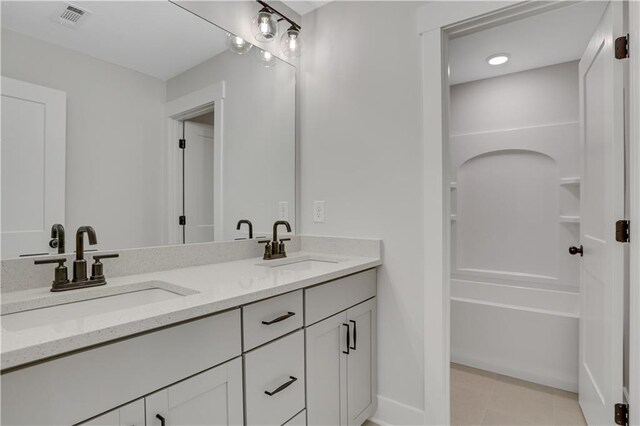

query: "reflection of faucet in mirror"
left=49, top=224, right=65, bottom=254
left=236, top=220, right=253, bottom=239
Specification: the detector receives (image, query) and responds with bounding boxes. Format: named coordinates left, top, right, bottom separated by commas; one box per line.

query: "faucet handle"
left=279, top=238, right=291, bottom=242
left=35, top=257, right=70, bottom=288
left=34, top=257, right=67, bottom=266
left=258, top=240, right=272, bottom=259
left=93, top=253, right=119, bottom=261
left=90, top=253, right=119, bottom=281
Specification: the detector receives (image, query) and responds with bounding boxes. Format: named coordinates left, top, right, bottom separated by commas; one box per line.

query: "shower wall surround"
left=450, top=61, right=581, bottom=293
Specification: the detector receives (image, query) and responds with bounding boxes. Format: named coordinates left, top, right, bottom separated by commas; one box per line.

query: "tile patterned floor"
left=451, top=363, right=587, bottom=426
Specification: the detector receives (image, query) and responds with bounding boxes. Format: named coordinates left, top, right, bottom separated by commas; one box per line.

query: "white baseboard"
left=451, top=354, right=578, bottom=392
left=369, top=395, right=425, bottom=426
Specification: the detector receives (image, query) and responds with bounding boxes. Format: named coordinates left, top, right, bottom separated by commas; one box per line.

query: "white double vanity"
left=1, top=236, right=380, bottom=425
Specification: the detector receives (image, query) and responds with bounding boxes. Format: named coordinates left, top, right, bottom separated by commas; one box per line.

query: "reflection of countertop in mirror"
left=1, top=239, right=381, bottom=371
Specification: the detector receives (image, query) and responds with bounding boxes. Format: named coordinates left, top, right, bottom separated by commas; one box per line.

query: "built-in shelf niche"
left=560, top=177, right=581, bottom=186
left=559, top=215, right=580, bottom=224
left=559, top=176, right=580, bottom=220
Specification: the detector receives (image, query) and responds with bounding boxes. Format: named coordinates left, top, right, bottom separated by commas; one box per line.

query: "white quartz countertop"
left=1, top=251, right=380, bottom=371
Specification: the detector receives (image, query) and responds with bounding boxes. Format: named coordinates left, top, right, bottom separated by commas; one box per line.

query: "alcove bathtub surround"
left=449, top=61, right=581, bottom=392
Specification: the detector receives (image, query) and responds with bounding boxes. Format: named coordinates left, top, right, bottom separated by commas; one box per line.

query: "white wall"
left=1, top=29, right=166, bottom=253
left=300, top=2, right=426, bottom=422
left=167, top=50, right=296, bottom=239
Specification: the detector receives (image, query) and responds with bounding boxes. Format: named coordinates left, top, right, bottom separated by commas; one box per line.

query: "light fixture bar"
left=255, top=0, right=301, bottom=31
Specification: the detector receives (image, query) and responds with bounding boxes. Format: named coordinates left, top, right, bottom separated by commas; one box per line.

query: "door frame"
left=417, top=1, right=640, bottom=424
left=164, top=81, right=225, bottom=245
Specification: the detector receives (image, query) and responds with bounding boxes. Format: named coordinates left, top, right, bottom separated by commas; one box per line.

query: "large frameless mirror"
left=0, top=1, right=296, bottom=259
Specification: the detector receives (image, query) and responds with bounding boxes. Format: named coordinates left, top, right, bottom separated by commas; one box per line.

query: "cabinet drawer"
left=305, top=269, right=376, bottom=325
left=243, top=290, right=303, bottom=351
left=244, top=331, right=305, bottom=426
left=284, top=410, right=306, bottom=425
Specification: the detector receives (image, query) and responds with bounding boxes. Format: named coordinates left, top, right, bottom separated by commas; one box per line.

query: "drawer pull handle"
left=155, top=414, right=166, bottom=426
left=342, top=323, right=350, bottom=354
left=262, top=311, right=295, bottom=325
left=265, top=376, right=297, bottom=396
left=350, top=320, right=357, bottom=350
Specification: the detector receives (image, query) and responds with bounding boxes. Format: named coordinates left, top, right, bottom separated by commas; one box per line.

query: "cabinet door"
left=81, top=399, right=144, bottom=426
left=146, top=358, right=243, bottom=426
left=346, top=298, right=377, bottom=426
left=306, top=311, right=348, bottom=426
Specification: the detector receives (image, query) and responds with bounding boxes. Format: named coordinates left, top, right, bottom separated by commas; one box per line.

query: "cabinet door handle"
left=349, top=320, right=357, bottom=350
left=342, top=323, right=350, bottom=354
left=264, top=376, right=297, bottom=396
left=155, top=414, right=166, bottom=426
left=262, top=311, right=295, bottom=325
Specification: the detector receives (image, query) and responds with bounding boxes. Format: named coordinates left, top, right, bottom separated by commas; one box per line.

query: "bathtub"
left=451, top=279, right=579, bottom=392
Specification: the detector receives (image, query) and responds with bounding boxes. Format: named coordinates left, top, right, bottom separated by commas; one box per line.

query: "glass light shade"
left=226, top=33, right=252, bottom=55
left=252, top=9, right=279, bottom=42
left=280, top=27, right=301, bottom=58
left=256, top=48, right=277, bottom=68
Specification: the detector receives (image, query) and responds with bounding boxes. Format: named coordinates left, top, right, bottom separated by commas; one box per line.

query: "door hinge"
left=615, top=34, right=629, bottom=59
left=179, top=215, right=186, bottom=226
left=615, top=403, right=629, bottom=426
left=616, top=220, right=630, bottom=243
left=178, top=138, right=186, bottom=149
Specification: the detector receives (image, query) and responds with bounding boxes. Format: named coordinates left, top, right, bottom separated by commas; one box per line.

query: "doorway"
left=178, top=110, right=215, bottom=244
left=445, top=2, right=628, bottom=425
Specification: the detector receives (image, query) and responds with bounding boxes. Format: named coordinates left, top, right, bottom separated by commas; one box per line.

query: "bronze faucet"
left=73, top=226, right=97, bottom=282
left=35, top=226, right=119, bottom=292
left=259, top=221, right=292, bottom=260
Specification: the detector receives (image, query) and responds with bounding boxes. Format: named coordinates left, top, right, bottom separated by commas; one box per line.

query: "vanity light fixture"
left=256, top=48, right=277, bottom=68
left=227, top=33, right=252, bottom=54
left=253, top=0, right=302, bottom=57
left=280, top=26, right=301, bottom=58
left=252, top=5, right=279, bottom=42
left=486, top=53, right=510, bottom=65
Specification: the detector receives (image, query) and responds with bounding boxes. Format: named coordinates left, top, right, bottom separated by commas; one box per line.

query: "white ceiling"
left=1, top=1, right=229, bottom=81
left=449, top=1, right=608, bottom=85
left=281, top=0, right=332, bottom=16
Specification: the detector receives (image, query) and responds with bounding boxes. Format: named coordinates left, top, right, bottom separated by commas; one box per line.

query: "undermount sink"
left=258, top=255, right=342, bottom=272
left=1, top=282, right=196, bottom=332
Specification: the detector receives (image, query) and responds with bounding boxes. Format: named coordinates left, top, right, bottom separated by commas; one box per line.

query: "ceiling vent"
left=51, top=3, right=91, bottom=28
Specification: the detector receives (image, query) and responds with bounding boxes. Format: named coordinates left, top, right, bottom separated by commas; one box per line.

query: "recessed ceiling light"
left=486, top=53, right=510, bottom=65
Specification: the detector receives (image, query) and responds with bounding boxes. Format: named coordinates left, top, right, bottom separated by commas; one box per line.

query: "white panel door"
left=578, top=2, right=625, bottom=425
left=306, top=311, right=348, bottom=426
left=346, top=299, right=377, bottom=426
left=145, top=358, right=243, bottom=426
left=1, top=77, right=66, bottom=258
left=81, top=399, right=144, bottom=426
left=183, top=120, right=215, bottom=244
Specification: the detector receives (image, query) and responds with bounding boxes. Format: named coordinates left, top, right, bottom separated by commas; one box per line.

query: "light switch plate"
left=313, top=201, right=325, bottom=223
left=279, top=201, right=289, bottom=220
